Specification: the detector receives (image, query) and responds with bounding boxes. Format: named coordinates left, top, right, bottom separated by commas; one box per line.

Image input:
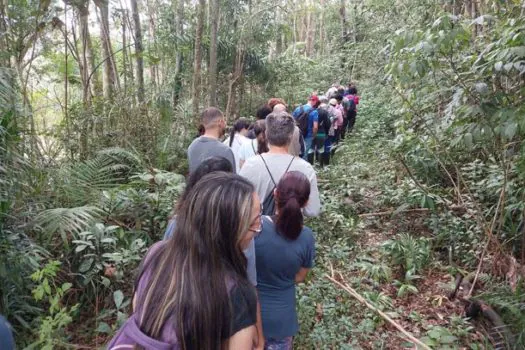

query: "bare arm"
left=255, top=299, right=265, bottom=350
left=227, top=325, right=257, bottom=350
left=312, top=121, right=319, bottom=137
left=295, top=267, right=311, bottom=283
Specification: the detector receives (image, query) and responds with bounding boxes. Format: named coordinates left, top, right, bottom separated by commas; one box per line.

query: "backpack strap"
left=260, top=155, right=295, bottom=198
left=260, top=154, right=277, bottom=187
left=251, top=140, right=257, bottom=155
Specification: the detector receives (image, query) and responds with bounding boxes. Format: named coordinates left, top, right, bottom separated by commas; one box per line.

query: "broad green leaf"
left=114, top=290, right=124, bottom=309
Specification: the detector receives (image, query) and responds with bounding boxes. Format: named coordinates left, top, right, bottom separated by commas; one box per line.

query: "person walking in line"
left=292, top=95, right=319, bottom=161
left=255, top=171, right=316, bottom=350
left=312, top=96, right=332, bottom=166
left=239, top=120, right=269, bottom=169
left=224, top=118, right=251, bottom=173
left=109, top=172, right=263, bottom=349
left=345, top=86, right=359, bottom=133
left=187, top=107, right=235, bottom=174
left=332, top=96, right=344, bottom=146
left=270, top=100, right=303, bottom=157
left=240, top=111, right=321, bottom=217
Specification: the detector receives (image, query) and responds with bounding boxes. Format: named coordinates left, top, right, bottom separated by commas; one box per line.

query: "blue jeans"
left=303, top=136, right=314, bottom=160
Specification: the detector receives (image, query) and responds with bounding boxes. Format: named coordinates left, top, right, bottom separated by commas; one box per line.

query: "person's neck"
left=202, top=129, right=220, bottom=139
left=268, top=144, right=290, bottom=155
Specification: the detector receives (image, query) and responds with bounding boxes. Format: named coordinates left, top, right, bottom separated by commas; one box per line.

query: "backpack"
left=317, top=108, right=331, bottom=135
left=345, top=95, right=357, bottom=112
left=260, top=155, right=295, bottom=215
left=296, top=106, right=311, bottom=137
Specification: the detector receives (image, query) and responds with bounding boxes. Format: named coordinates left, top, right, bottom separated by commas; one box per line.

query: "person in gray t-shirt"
left=187, top=107, right=236, bottom=174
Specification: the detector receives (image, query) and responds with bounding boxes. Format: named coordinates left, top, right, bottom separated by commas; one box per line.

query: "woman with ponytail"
left=224, top=118, right=250, bottom=172
left=254, top=171, right=316, bottom=349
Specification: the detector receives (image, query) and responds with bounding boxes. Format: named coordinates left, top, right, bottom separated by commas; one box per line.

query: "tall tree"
left=76, top=0, right=98, bottom=104
left=192, top=0, right=205, bottom=116
left=305, top=0, right=315, bottom=57
left=131, top=0, right=145, bottom=103
left=340, top=0, right=347, bottom=41
left=147, top=0, right=158, bottom=91
left=173, top=0, right=184, bottom=106
left=208, top=0, right=219, bottom=106
left=94, top=0, right=119, bottom=98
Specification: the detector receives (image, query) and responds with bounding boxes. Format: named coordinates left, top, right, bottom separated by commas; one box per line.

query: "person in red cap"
left=292, top=95, right=320, bottom=162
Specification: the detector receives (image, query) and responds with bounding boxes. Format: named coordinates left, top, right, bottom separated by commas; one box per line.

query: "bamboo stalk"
left=325, top=273, right=431, bottom=350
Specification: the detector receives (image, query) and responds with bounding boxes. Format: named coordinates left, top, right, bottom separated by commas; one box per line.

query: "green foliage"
left=383, top=233, right=431, bottom=276
left=29, top=261, right=79, bottom=349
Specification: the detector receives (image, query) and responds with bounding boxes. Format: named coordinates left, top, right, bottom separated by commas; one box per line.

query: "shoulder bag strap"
left=251, top=140, right=257, bottom=155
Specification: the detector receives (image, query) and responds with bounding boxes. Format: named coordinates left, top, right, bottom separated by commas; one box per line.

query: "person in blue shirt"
left=255, top=171, right=316, bottom=349
left=292, top=95, right=319, bottom=162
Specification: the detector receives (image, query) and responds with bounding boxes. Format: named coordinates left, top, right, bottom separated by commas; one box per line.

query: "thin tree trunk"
left=131, top=0, right=145, bottom=103
left=192, top=0, right=205, bottom=117
left=173, top=0, right=184, bottom=107
left=340, top=0, right=347, bottom=41
left=208, top=0, right=219, bottom=107
left=64, top=3, right=72, bottom=159
left=77, top=0, right=96, bottom=104
left=305, top=0, right=315, bottom=57
left=147, top=0, right=157, bottom=92
left=0, top=0, right=9, bottom=67
left=94, top=0, right=118, bottom=99
left=120, top=9, right=128, bottom=92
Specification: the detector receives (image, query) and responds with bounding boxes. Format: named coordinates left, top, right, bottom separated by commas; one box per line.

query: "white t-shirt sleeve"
left=303, top=165, right=321, bottom=217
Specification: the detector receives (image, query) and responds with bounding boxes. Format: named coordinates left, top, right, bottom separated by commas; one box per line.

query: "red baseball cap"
left=309, top=95, right=320, bottom=104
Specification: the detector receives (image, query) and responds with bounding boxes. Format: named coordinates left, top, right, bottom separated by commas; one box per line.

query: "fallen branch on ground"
left=325, top=270, right=431, bottom=350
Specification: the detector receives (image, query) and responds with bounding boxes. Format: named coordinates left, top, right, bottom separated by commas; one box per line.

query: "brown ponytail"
left=275, top=171, right=310, bottom=240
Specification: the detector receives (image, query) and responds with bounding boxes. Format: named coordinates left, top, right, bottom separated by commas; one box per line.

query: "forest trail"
left=296, top=99, right=489, bottom=349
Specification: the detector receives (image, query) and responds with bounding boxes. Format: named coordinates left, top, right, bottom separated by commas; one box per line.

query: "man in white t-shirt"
left=239, top=111, right=321, bottom=217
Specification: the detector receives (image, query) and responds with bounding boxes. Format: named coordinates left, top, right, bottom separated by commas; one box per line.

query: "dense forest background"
left=1, top=0, right=525, bottom=348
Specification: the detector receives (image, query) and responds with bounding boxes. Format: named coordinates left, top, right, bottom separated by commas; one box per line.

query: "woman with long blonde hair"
left=108, top=172, right=263, bottom=349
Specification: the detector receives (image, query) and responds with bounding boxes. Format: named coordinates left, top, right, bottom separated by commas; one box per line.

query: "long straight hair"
left=275, top=171, right=310, bottom=240
left=253, top=120, right=268, bottom=154
left=229, top=118, right=250, bottom=147
left=135, top=172, right=255, bottom=349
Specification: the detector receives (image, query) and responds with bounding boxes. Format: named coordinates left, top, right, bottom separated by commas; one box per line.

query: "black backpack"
left=317, top=108, right=331, bottom=134
left=260, top=155, right=295, bottom=215
left=296, top=106, right=311, bottom=137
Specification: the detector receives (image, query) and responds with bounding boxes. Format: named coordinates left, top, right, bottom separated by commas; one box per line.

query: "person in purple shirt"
left=108, top=172, right=264, bottom=349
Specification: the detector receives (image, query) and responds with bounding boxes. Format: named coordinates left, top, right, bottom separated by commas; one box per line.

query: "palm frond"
left=34, top=206, right=103, bottom=246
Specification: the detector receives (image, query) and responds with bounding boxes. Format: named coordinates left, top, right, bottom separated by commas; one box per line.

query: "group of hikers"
left=0, top=84, right=359, bottom=350
left=105, top=83, right=360, bottom=349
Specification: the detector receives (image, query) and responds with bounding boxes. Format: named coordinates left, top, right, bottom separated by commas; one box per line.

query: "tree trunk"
left=131, top=0, right=145, bottom=103
left=0, top=0, right=9, bottom=67
left=192, top=0, right=205, bottom=117
left=147, top=0, right=157, bottom=92
left=77, top=0, right=97, bottom=105
left=340, top=0, right=347, bottom=41
left=120, top=9, right=128, bottom=92
left=208, top=0, right=219, bottom=107
left=173, top=0, right=184, bottom=107
left=305, top=0, right=315, bottom=57
left=94, top=0, right=119, bottom=99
